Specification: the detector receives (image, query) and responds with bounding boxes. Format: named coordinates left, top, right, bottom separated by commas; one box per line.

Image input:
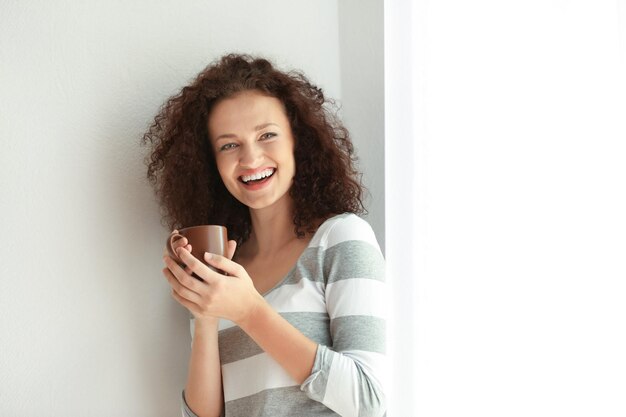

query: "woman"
left=143, top=54, right=386, bottom=417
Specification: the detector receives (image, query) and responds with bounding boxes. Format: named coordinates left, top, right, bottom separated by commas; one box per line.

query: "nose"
left=239, top=142, right=263, bottom=168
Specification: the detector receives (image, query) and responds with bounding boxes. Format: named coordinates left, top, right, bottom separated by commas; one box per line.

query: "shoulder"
left=310, top=213, right=381, bottom=253
left=313, top=214, right=385, bottom=286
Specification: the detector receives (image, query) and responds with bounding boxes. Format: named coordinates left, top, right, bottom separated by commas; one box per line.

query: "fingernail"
left=204, top=252, right=213, bottom=260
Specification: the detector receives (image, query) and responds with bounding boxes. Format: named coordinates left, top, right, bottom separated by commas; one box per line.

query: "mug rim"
left=177, top=224, right=226, bottom=232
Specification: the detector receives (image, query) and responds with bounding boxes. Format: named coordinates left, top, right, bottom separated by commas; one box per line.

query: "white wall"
left=0, top=1, right=378, bottom=415
left=338, top=0, right=385, bottom=251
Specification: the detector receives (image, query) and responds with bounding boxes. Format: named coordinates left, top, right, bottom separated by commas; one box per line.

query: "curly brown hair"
left=142, top=54, right=365, bottom=245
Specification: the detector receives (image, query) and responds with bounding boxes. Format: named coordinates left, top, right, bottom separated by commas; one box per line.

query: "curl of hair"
left=142, top=54, right=365, bottom=245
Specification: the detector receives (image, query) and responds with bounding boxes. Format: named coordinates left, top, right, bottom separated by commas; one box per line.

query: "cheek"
left=214, top=157, right=232, bottom=179
left=215, top=159, right=242, bottom=195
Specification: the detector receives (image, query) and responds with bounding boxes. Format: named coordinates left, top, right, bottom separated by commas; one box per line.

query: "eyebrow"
left=214, top=122, right=280, bottom=142
left=254, top=122, right=279, bottom=131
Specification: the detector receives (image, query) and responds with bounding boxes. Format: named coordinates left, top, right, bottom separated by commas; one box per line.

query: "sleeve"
left=300, top=215, right=387, bottom=417
left=181, top=391, right=199, bottom=417
left=181, top=391, right=225, bottom=417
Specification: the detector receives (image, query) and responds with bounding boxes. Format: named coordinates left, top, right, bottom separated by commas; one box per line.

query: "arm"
left=165, top=263, right=225, bottom=417
left=300, top=217, right=387, bottom=417
left=182, top=319, right=223, bottom=417
left=164, top=238, right=237, bottom=417
left=237, top=296, right=318, bottom=384
left=175, top=250, right=318, bottom=384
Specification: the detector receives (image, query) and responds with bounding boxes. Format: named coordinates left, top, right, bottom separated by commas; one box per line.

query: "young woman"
left=143, top=54, right=386, bottom=417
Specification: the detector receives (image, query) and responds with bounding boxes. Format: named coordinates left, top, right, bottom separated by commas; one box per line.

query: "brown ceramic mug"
left=166, top=225, right=228, bottom=278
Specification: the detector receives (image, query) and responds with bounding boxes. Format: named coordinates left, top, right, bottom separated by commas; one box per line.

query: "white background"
left=0, top=1, right=383, bottom=415
left=386, top=0, right=626, bottom=416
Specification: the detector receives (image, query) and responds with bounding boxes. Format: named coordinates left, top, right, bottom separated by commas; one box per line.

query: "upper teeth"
left=241, top=169, right=274, bottom=183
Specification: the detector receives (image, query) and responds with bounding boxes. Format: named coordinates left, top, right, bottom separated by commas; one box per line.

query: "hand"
left=162, top=231, right=234, bottom=325
left=163, top=241, right=263, bottom=325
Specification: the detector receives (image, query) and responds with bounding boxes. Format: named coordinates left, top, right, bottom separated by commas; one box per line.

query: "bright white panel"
left=386, top=1, right=626, bottom=416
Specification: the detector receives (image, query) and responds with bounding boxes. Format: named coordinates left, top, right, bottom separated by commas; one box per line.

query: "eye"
left=260, top=132, right=277, bottom=141
left=219, top=143, right=238, bottom=151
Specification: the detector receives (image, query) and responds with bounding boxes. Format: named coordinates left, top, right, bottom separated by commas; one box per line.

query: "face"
left=208, top=90, right=296, bottom=212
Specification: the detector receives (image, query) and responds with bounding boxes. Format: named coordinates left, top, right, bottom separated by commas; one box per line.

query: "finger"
left=162, top=267, right=202, bottom=304
left=170, top=287, right=200, bottom=315
left=166, top=244, right=191, bottom=256
left=204, top=252, right=245, bottom=277
left=164, top=233, right=188, bottom=257
left=226, top=240, right=237, bottom=260
left=176, top=247, right=218, bottom=283
left=162, top=254, right=182, bottom=268
left=171, top=236, right=188, bottom=249
left=163, top=255, right=205, bottom=294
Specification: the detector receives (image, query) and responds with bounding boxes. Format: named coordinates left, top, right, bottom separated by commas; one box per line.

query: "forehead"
left=208, top=90, right=288, bottom=137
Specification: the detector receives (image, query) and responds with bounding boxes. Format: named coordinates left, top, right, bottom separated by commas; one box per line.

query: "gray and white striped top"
left=183, top=213, right=386, bottom=417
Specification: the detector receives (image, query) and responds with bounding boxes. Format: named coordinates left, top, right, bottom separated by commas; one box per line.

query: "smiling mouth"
left=239, top=168, right=276, bottom=184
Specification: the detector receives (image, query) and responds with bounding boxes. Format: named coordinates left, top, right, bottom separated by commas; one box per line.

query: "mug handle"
left=166, top=232, right=185, bottom=266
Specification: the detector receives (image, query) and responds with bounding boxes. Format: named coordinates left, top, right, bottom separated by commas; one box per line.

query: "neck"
left=246, top=199, right=299, bottom=257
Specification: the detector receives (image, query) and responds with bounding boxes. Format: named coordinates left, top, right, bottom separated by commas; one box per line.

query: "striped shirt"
left=183, top=213, right=386, bottom=417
